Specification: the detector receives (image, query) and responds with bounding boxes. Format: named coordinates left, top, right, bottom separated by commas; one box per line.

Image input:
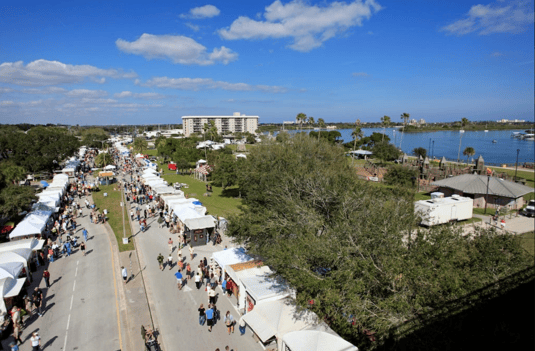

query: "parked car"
left=523, top=200, right=535, bottom=217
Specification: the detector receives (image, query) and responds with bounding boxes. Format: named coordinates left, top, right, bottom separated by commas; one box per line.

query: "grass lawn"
left=489, top=167, right=535, bottom=188
left=517, top=231, right=534, bottom=257
left=158, top=172, right=243, bottom=218
left=414, top=192, right=432, bottom=201
left=92, top=185, right=135, bottom=252
left=145, top=149, right=158, bottom=156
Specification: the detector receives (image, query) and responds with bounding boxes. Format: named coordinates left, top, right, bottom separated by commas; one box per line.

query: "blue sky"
left=0, top=0, right=533, bottom=125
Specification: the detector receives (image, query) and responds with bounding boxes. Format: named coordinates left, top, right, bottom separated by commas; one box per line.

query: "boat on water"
left=492, top=140, right=497, bottom=143
left=484, top=130, right=488, bottom=132
left=459, top=129, right=465, bottom=133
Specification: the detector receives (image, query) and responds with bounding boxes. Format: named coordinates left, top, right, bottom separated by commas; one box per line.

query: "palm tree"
left=308, top=116, right=315, bottom=128
left=352, top=126, right=363, bottom=151
left=380, top=115, right=391, bottom=141
left=461, top=117, right=469, bottom=128
left=317, top=118, right=325, bottom=140
left=296, top=113, right=307, bottom=132
left=463, top=146, right=475, bottom=164
left=399, top=112, right=410, bottom=149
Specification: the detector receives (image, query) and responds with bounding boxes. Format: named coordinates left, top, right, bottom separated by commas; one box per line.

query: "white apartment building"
left=181, top=112, right=259, bottom=137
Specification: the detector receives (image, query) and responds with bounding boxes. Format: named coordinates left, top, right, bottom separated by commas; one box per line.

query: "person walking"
left=157, top=253, right=164, bottom=271
left=32, top=287, right=43, bottom=317
left=83, top=228, right=88, bottom=242
left=177, top=247, right=182, bottom=263
left=167, top=253, right=173, bottom=270
left=168, top=238, right=173, bottom=253
left=30, top=331, right=41, bottom=350
left=130, top=209, right=134, bottom=221
left=195, top=273, right=202, bottom=289
left=206, top=304, right=214, bottom=332
left=238, top=315, right=246, bottom=335
left=224, top=311, right=235, bottom=334
left=43, top=269, right=51, bottom=288
left=122, top=266, right=128, bottom=284
left=175, top=270, right=183, bottom=290
left=80, top=241, right=86, bottom=256
left=189, top=245, right=194, bottom=261
left=198, top=304, right=206, bottom=326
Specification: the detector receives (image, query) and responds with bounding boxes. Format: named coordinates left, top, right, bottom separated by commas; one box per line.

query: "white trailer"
left=415, top=194, right=473, bottom=226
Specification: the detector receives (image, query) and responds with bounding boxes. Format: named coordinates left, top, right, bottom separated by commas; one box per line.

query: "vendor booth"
left=9, top=217, right=45, bottom=240
left=0, top=277, right=27, bottom=314
left=242, top=298, right=322, bottom=348
left=212, top=248, right=253, bottom=285
left=0, top=238, right=45, bottom=253
left=241, top=270, right=293, bottom=313
left=98, top=171, right=116, bottom=185
left=280, top=330, right=358, bottom=351
left=226, top=261, right=267, bottom=311
left=183, top=216, right=216, bottom=247
left=0, top=262, right=24, bottom=280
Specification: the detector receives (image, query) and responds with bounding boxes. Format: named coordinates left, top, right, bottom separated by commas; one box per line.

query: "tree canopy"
left=227, top=134, right=533, bottom=349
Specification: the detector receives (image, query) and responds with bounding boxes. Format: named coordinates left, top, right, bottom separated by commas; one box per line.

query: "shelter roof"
left=432, top=174, right=533, bottom=198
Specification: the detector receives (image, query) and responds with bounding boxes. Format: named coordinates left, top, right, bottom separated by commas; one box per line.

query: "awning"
left=0, top=249, right=32, bottom=267
left=0, top=277, right=26, bottom=313
left=281, top=330, right=358, bottom=351
left=99, top=171, right=115, bottom=177
left=242, top=299, right=321, bottom=343
left=0, top=262, right=24, bottom=280
left=184, top=216, right=216, bottom=230
left=241, top=271, right=292, bottom=303
left=212, top=248, right=252, bottom=272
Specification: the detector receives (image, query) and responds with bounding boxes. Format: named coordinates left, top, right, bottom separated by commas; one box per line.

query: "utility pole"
left=514, top=149, right=520, bottom=182
left=432, top=140, right=435, bottom=160
left=484, top=174, right=490, bottom=214
left=457, top=132, right=463, bottom=163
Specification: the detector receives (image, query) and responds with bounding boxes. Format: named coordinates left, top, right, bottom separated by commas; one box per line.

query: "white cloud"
left=490, top=51, right=504, bottom=56
left=180, top=5, right=220, bottom=19
left=0, top=100, right=14, bottom=106
left=116, top=33, right=238, bottom=65
left=0, top=59, right=137, bottom=86
left=22, top=87, right=66, bottom=94
left=139, top=76, right=288, bottom=93
left=0, top=88, right=13, bottom=94
left=65, top=89, right=108, bottom=98
left=352, top=72, right=369, bottom=77
left=218, top=0, right=382, bottom=52
left=185, top=22, right=200, bottom=31
left=441, top=1, right=534, bottom=36
left=114, top=91, right=166, bottom=99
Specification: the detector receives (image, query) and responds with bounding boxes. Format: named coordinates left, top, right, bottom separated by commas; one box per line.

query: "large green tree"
left=133, top=137, right=148, bottom=154
left=94, top=153, right=113, bottom=167
left=228, top=135, right=533, bottom=349
left=463, top=146, right=475, bottom=163
left=372, top=141, right=401, bottom=163
left=0, top=185, right=36, bottom=218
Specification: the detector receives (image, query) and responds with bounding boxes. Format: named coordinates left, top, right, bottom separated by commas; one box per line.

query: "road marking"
left=77, top=260, right=79, bottom=266
left=66, top=314, right=71, bottom=330
left=63, top=331, right=68, bottom=350
left=108, top=230, right=124, bottom=350
left=73, top=281, right=76, bottom=292
left=75, top=266, right=78, bottom=277
left=70, top=295, right=74, bottom=310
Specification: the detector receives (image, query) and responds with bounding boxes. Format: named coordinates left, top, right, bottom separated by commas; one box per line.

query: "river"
left=269, top=128, right=534, bottom=166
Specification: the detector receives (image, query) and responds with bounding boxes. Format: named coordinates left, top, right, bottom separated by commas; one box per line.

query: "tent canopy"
left=0, top=238, right=45, bottom=253
left=184, top=216, right=215, bottom=230
left=212, top=248, right=252, bottom=272
left=0, top=262, right=24, bottom=280
left=242, top=299, right=321, bottom=343
left=0, top=249, right=32, bottom=267
left=281, top=330, right=358, bottom=351
left=241, top=271, right=292, bottom=303
left=9, top=218, right=45, bottom=239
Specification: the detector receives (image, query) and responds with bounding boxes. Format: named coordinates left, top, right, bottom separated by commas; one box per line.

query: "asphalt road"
left=130, top=199, right=263, bottom=351
left=2, top=200, right=121, bottom=351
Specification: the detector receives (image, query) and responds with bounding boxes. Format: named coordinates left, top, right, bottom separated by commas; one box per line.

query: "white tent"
left=38, top=196, right=60, bottom=207
left=172, top=206, right=203, bottom=222
left=53, top=174, right=69, bottom=180
left=36, top=191, right=61, bottom=200
left=242, top=299, right=321, bottom=344
left=0, top=262, right=24, bottom=280
left=104, top=165, right=116, bottom=170
left=9, top=218, right=45, bottom=239
left=184, top=216, right=215, bottom=230
left=0, top=249, right=32, bottom=267
left=0, top=238, right=45, bottom=253
left=212, top=248, right=253, bottom=273
left=280, top=330, right=358, bottom=351
left=143, top=168, right=158, bottom=174
left=0, top=277, right=27, bottom=314
left=240, top=271, right=292, bottom=305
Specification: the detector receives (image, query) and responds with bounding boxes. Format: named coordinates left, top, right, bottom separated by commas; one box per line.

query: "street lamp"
left=431, top=140, right=435, bottom=160
left=514, top=149, right=520, bottom=182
